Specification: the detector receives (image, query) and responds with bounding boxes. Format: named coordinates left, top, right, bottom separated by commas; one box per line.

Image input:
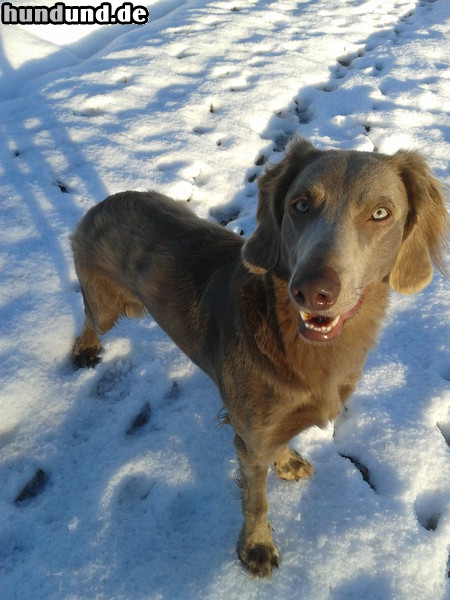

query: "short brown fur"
left=71, top=137, right=447, bottom=576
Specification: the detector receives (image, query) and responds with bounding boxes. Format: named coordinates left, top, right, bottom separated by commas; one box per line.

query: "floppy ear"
left=242, top=137, right=322, bottom=273
left=389, top=150, right=448, bottom=294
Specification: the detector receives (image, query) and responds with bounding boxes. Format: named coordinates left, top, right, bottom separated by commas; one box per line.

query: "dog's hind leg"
left=72, top=271, right=143, bottom=368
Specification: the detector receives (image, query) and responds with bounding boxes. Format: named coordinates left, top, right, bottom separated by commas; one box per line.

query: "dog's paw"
left=238, top=531, right=280, bottom=577
left=72, top=341, right=101, bottom=368
left=273, top=447, right=314, bottom=481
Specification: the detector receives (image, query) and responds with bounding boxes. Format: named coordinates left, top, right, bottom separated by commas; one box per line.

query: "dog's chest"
left=265, top=356, right=361, bottom=449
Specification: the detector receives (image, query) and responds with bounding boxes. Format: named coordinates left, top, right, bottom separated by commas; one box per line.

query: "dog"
left=71, top=137, right=447, bottom=576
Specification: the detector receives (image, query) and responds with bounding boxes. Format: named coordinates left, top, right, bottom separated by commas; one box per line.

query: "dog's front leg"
left=72, top=321, right=101, bottom=368
left=273, top=444, right=314, bottom=481
left=234, top=434, right=279, bottom=577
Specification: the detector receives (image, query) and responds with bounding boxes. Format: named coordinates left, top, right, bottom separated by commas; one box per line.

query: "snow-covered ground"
left=0, top=0, right=449, bottom=598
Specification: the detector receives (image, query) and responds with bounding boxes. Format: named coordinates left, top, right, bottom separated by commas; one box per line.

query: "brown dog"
left=71, top=137, right=447, bottom=576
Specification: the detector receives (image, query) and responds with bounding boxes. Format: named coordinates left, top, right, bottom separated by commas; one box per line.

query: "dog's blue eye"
left=294, top=200, right=309, bottom=213
left=372, top=207, right=389, bottom=220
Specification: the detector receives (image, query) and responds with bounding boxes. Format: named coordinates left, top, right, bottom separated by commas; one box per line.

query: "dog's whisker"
left=215, top=408, right=231, bottom=428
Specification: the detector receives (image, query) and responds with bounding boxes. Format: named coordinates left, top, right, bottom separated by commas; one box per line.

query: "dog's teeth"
left=300, top=313, right=340, bottom=333
left=329, top=315, right=340, bottom=328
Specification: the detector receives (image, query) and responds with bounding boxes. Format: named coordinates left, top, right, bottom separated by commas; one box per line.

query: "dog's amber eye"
left=293, top=199, right=309, bottom=213
left=371, top=207, right=389, bottom=221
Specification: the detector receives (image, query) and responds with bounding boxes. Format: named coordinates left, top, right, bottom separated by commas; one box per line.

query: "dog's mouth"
left=298, top=291, right=366, bottom=342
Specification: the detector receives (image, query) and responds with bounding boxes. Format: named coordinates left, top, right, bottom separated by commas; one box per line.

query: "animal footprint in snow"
left=315, top=81, right=338, bottom=93
left=212, top=66, right=239, bottom=79
left=117, top=475, right=155, bottom=505
left=294, top=97, right=315, bottom=124
left=126, top=402, right=151, bottom=435
left=73, top=96, right=110, bottom=117
left=96, top=360, right=132, bottom=400
left=273, top=132, right=291, bottom=152
left=339, top=454, right=376, bottom=491
left=15, top=468, right=49, bottom=505
left=182, top=162, right=210, bottom=186
left=54, top=180, right=69, bottom=193
left=414, top=492, right=445, bottom=532
left=209, top=207, right=241, bottom=226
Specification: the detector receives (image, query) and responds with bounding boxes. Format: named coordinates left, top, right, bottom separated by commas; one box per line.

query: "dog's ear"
left=242, top=137, right=322, bottom=273
left=389, top=150, right=448, bottom=294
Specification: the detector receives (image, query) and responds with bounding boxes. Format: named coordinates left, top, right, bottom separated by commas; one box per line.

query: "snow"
left=0, top=0, right=449, bottom=598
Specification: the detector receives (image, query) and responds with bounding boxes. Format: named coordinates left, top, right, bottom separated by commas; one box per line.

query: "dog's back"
left=71, top=191, right=244, bottom=374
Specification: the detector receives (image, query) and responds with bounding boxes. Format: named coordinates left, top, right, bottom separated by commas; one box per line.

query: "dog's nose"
left=290, top=269, right=341, bottom=311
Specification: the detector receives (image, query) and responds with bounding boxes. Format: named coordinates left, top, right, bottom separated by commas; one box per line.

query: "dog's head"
left=242, top=137, right=448, bottom=341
